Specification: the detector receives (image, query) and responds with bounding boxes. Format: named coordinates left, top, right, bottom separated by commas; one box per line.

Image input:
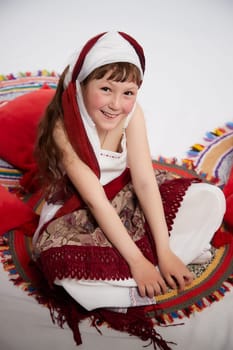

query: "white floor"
left=1, top=261, right=233, bottom=350
left=1, top=0, right=233, bottom=159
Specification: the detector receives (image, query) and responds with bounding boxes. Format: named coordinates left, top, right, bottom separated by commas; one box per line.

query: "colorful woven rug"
left=0, top=72, right=233, bottom=342
left=0, top=70, right=59, bottom=102
left=182, top=122, right=233, bottom=187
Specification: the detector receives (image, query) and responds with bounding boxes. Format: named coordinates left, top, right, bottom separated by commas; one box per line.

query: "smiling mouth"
left=102, top=111, right=119, bottom=119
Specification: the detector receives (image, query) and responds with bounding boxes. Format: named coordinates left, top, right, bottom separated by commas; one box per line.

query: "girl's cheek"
left=92, top=93, right=105, bottom=108
left=124, top=100, right=136, bottom=114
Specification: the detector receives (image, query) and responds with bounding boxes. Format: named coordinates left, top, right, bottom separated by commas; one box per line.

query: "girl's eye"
left=101, top=87, right=111, bottom=92
left=124, top=91, right=134, bottom=96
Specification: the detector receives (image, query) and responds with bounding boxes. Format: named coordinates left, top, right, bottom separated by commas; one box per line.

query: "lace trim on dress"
left=38, top=237, right=154, bottom=285
left=35, top=176, right=200, bottom=284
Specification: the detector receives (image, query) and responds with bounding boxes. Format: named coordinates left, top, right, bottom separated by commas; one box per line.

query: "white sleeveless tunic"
left=75, top=84, right=134, bottom=186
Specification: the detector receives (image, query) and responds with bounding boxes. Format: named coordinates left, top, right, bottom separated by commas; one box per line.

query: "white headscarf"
left=64, top=31, right=144, bottom=87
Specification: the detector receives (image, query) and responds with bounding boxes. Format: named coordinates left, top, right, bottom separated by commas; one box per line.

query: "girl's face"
left=81, top=71, right=138, bottom=132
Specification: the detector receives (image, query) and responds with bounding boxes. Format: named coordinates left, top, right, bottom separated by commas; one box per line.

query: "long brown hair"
left=35, top=62, right=141, bottom=198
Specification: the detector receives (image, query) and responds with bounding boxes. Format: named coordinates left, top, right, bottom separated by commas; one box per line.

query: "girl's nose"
left=109, top=94, right=121, bottom=110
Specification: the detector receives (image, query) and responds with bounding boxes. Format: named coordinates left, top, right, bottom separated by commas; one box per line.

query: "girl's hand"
left=158, top=249, right=194, bottom=292
left=129, top=256, right=168, bottom=298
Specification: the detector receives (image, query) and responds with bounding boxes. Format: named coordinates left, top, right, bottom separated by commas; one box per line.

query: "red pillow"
left=223, top=165, right=233, bottom=229
left=0, top=185, right=38, bottom=236
left=0, top=86, right=55, bottom=172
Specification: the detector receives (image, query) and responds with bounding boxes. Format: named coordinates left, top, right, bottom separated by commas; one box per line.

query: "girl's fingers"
left=138, top=280, right=167, bottom=298
left=164, top=275, right=177, bottom=290
left=175, top=275, right=186, bottom=291
left=184, top=272, right=194, bottom=285
left=158, top=278, right=168, bottom=294
left=165, top=271, right=194, bottom=292
left=138, top=284, right=146, bottom=298
left=145, top=284, right=157, bottom=298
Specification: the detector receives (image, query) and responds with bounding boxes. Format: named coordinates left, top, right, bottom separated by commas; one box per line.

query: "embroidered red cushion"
left=223, top=165, right=233, bottom=228
left=0, top=185, right=38, bottom=236
left=0, top=86, right=55, bottom=173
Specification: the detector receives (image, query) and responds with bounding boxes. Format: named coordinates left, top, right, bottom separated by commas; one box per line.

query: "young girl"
left=33, top=31, right=225, bottom=311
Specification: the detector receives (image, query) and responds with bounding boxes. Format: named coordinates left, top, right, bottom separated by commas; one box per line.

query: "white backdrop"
left=1, top=0, right=233, bottom=159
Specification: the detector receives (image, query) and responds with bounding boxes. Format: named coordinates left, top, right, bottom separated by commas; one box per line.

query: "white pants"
left=34, top=183, right=226, bottom=310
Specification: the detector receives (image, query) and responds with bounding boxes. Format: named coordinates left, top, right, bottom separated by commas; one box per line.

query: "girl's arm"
left=53, top=122, right=167, bottom=297
left=126, top=104, right=193, bottom=291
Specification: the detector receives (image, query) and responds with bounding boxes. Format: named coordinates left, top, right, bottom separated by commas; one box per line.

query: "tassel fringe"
left=0, top=70, right=59, bottom=81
